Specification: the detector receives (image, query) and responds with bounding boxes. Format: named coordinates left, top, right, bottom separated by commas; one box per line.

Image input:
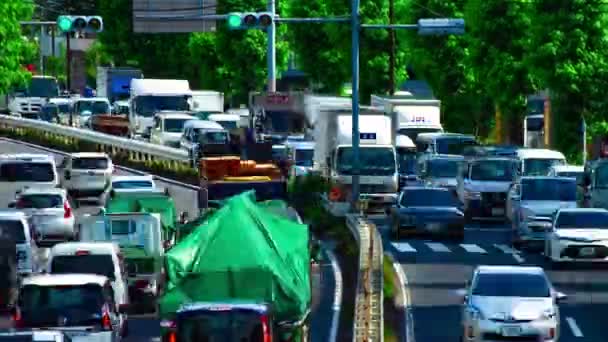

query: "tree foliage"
left=0, top=0, right=36, bottom=94
left=527, top=0, right=608, bottom=156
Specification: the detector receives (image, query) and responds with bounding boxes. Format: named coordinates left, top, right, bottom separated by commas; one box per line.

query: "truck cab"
left=396, top=134, right=418, bottom=189
left=8, top=76, right=59, bottom=118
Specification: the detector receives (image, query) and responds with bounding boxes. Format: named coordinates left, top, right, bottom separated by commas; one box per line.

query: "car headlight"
left=541, top=308, right=556, bottom=320
left=464, top=190, right=481, bottom=200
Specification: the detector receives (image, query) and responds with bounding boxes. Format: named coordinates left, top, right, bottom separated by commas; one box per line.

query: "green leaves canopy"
left=0, top=0, right=35, bottom=94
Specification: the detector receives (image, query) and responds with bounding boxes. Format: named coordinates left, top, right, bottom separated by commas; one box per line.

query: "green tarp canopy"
left=105, top=193, right=177, bottom=232
left=159, top=191, right=311, bottom=323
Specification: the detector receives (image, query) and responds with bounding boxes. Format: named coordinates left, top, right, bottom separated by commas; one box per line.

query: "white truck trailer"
left=305, top=95, right=398, bottom=215
left=191, top=90, right=224, bottom=113
left=371, top=92, right=442, bottom=142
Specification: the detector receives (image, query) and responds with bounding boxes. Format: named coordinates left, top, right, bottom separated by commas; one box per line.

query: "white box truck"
left=371, top=92, right=442, bottom=142
left=305, top=95, right=398, bottom=215
left=191, top=90, right=224, bottom=113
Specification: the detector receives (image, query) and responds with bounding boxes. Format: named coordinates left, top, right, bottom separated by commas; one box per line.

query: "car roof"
left=416, top=132, right=476, bottom=140
left=183, top=119, right=224, bottom=130
left=557, top=208, right=608, bottom=214
left=178, top=301, right=269, bottom=314
left=74, top=97, right=109, bottom=102
left=402, top=186, right=449, bottom=192
left=0, top=210, right=27, bottom=219
left=517, top=148, right=565, bottom=159
left=69, top=152, right=109, bottom=159
left=20, top=187, right=66, bottom=196
left=520, top=176, right=572, bottom=181
left=551, top=165, right=584, bottom=172
left=22, top=273, right=108, bottom=287
left=50, top=242, right=119, bottom=255
left=287, top=141, right=315, bottom=149
left=112, top=175, right=154, bottom=182
left=476, top=265, right=545, bottom=275
left=0, top=154, right=54, bottom=162
left=207, top=113, right=240, bottom=121
left=427, top=154, right=465, bottom=161
left=155, top=112, right=195, bottom=120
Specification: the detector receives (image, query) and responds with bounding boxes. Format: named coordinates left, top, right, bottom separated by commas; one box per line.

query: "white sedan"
left=544, top=208, right=608, bottom=264
left=461, top=265, right=565, bottom=342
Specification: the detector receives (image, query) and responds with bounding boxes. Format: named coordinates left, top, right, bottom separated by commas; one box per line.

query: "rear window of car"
left=556, top=211, right=608, bottom=229
left=50, top=255, right=115, bottom=280
left=112, top=180, right=153, bottom=189
left=177, top=309, right=266, bottom=341
left=0, top=220, right=26, bottom=243
left=400, top=189, right=459, bottom=207
left=0, top=162, right=55, bottom=182
left=17, top=194, right=63, bottom=209
left=71, top=157, right=109, bottom=170
left=472, top=272, right=550, bottom=297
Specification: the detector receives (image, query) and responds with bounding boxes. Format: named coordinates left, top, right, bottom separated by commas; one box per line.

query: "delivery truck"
left=96, top=67, right=143, bottom=103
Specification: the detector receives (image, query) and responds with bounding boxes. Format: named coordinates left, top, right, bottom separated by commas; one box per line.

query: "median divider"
left=346, top=214, right=384, bottom=342
left=0, top=114, right=190, bottom=166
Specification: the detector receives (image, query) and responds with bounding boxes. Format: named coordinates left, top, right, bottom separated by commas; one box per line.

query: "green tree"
left=465, top=0, right=534, bottom=143
left=527, top=0, right=608, bottom=157
left=401, top=0, right=489, bottom=135
left=285, top=0, right=408, bottom=99
left=0, top=0, right=36, bottom=94
left=189, top=0, right=290, bottom=104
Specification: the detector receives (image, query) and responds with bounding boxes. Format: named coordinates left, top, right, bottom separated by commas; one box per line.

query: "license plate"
left=492, top=208, right=505, bottom=216
left=580, top=247, right=595, bottom=256
left=501, top=325, right=522, bottom=337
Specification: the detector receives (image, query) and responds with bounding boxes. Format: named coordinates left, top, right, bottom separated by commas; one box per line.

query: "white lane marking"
left=392, top=242, right=417, bottom=253
left=386, top=252, right=415, bottom=342
left=494, top=244, right=518, bottom=254
left=324, top=246, right=342, bottom=342
left=460, top=244, right=487, bottom=253
left=566, top=317, right=584, bottom=337
left=512, top=253, right=524, bottom=263
left=426, top=242, right=451, bottom=252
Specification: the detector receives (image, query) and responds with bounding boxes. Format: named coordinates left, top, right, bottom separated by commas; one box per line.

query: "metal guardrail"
left=0, top=114, right=190, bottom=166
left=347, top=213, right=384, bottom=342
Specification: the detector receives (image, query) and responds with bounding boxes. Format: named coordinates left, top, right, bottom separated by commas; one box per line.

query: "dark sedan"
left=389, top=187, right=465, bottom=240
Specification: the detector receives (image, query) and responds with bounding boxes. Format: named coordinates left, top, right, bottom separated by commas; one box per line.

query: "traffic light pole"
left=267, top=0, right=276, bottom=92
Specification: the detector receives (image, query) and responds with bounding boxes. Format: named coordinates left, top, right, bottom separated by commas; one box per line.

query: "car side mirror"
left=555, top=291, right=567, bottom=303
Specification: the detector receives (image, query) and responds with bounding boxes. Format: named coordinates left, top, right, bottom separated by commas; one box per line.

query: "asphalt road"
left=0, top=138, right=336, bottom=342
left=376, top=216, right=608, bottom=342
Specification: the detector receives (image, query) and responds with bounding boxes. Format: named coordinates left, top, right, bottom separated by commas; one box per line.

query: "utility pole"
left=39, top=26, right=45, bottom=75
left=267, top=0, right=277, bottom=92
left=351, top=0, right=361, bottom=206
left=388, top=0, right=396, bottom=95
left=66, top=32, right=71, bottom=93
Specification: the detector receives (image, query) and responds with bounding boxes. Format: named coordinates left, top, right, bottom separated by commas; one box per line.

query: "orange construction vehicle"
left=197, top=144, right=288, bottom=209
left=90, top=113, right=130, bottom=136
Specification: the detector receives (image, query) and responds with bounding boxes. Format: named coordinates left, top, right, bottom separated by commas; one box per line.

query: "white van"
left=0, top=154, right=59, bottom=208
left=0, top=210, right=38, bottom=275
left=516, top=149, right=567, bottom=176
left=60, top=152, right=113, bottom=199
left=46, top=241, right=129, bottom=331
left=207, top=113, right=240, bottom=131
left=180, top=120, right=229, bottom=153
left=149, top=112, right=195, bottom=148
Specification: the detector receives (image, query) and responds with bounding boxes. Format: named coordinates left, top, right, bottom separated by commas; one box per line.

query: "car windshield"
left=50, top=255, right=115, bottom=280
left=177, top=309, right=266, bottom=342
left=397, top=150, right=417, bottom=175
left=556, top=211, right=608, bottom=229
left=295, top=149, right=314, bottom=167
left=19, top=78, right=59, bottom=98
left=112, top=180, right=153, bottom=189
left=17, top=194, right=63, bottom=209
left=594, top=164, right=608, bottom=188
left=400, top=189, right=458, bottom=207
left=196, top=130, right=229, bottom=144
left=523, top=158, right=565, bottom=176
left=135, top=96, right=190, bottom=117
left=337, top=147, right=395, bottom=176
left=521, top=179, right=576, bottom=201
left=472, top=272, right=550, bottom=297
left=216, top=121, right=238, bottom=130
left=164, top=118, right=190, bottom=133
left=470, top=160, right=515, bottom=181
left=263, top=110, right=305, bottom=134
left=75, top=101, right=110, bottom=115
left=435, top=137, right=478, bottom=155
left=427, top=159, right=460, bottom=178
left=57, top=104, right=70, bottom=113
left=0, top=220, right=26, bottom=243
left=0, top=162, right=55, bottom=182
left=71, top=157, right=108, bottom=170
left=19, top=284, right=104, bottom=326
left=398, top=128, right=441, bottom=142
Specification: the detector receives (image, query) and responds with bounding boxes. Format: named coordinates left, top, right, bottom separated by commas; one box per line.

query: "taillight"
left=101, top=311, right=111, bottom=330
left=64, top=201, right=72, bottom=218
left=261, top=315, right=271, bottom=342
left=329, top=186, right=343, bottom=202
left=135, top=280, right=149, bottom=289
left=12, top=307, right=23, bottom=328
left=166, top=331, right=176, bottom=342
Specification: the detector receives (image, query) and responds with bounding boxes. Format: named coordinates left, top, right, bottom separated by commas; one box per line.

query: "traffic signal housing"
left=56, top=15, right=104, bottom=33
left=226, top=12, right=274, bottom=30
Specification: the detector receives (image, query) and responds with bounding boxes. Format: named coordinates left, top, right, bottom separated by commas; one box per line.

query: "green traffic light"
left=57, top=16, right=72, bottom=32
left=227, top=13, right=242, bottom=29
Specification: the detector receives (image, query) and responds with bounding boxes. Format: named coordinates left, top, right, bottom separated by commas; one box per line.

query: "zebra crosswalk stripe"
left=460, top=244, right=487, bottom=253
left=391, top=242, right=417, bottom=252
left=425, top=242, right=451, bottom=252
left=494, top=244, right=518, bottom=254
